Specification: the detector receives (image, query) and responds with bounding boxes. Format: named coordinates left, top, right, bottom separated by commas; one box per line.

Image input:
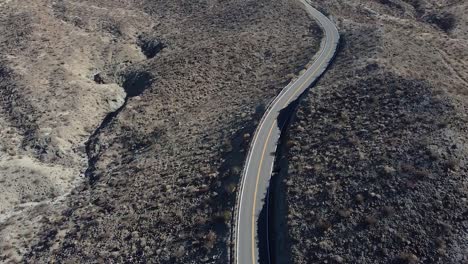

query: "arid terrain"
left=0, top=0, right=321, bottom=262
left=282, top=0, right=468, bottom=263
left=1, top=0, right=467, bottom=263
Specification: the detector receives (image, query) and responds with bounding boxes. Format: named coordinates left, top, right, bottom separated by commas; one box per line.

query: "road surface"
left=235, top=0, right=339, bottom=263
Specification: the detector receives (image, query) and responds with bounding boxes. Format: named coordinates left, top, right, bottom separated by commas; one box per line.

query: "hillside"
left=0, top=0, right=321, bottom=262
left=283, top=0, right=468, bottom=263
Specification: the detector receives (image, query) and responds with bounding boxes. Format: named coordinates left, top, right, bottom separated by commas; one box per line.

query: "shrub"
left=382, top=206, right=395, bottom=217
left=224, top=183, right=236, bottom=193
left=396, top=252, right=419, bottom=264
left=204, top=230, right=217, bottom=250
left=355, top=193, right=365, bottom=203
left=213, top=210, right=231, bottom=223
left=317, top=219, right=332, bottom=231
left=337, top=208, right=351, bottom=218
left=445, top=158, right=459, bottom=171
left=363, top=215, right=378, bottom=226
left=425, top=12, right=456, bottom=33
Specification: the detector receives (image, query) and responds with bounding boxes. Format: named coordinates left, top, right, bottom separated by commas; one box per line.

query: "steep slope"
left=283, top=0, right=468, bottom=263
left=0, top=0, right=322, bottom=263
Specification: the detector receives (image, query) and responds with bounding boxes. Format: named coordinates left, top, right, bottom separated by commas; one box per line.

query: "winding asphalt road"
left=235, top=1, right=339, bottom=263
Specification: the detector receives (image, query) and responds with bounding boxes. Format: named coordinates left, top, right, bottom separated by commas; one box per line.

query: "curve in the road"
left=234, top=0, right=340, bottom=263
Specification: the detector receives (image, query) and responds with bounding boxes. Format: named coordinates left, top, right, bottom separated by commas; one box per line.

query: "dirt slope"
left=0, top=0, right=321, bottom=262
left=283, top=0, right=468, bottom=263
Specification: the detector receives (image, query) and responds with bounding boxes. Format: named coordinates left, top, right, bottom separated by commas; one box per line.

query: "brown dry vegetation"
left=0, top=0, right=321, bottom=262
left=284, top=0, right=468, bottom=263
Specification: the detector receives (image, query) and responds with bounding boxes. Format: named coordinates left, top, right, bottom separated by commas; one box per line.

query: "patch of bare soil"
left=283, top=0, right=468, bottom=263
left=0, top=0, right=321, bottom=262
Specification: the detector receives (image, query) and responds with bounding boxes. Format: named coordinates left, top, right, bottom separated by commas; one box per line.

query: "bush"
left=425, top=12, right=456, bottom=33
left=204, top=230, right=217, bottom=250
left=396, top=252, right=419, bottom=264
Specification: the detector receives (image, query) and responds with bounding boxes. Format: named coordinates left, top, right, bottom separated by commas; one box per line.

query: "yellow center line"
left=251, top=121, right=276, bottom=263
left=250, top=33, right=335, bottom=263
left=285, top=37, right=334, bottom=106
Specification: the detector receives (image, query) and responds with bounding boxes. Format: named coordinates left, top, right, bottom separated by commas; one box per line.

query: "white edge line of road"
left=235, top=1, right=337, bottom=262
